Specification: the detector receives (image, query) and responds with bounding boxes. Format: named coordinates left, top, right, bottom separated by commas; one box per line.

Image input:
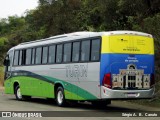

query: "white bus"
left=4, top=31, right=155, bottom=106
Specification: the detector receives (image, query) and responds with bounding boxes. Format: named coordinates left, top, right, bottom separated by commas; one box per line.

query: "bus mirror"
left=3, top=59, right=10, bottom=66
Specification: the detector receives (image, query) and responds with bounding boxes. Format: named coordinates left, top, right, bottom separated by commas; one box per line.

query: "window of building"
left=31, top=48, right=35, bottom=64
left=13, top=51, right=19, bottom=66
left=42, top=46, right=48, bottom=64
left=81, top=40, right=90, bottom=61
left=35, top=47, right=42, bottom=64
left=56, top=44, right=63, bottom=63
left=48, top=45, right=56, bottom=63
left=63, top=43, right=71, bottom=62
left=91, top=39, right=100, bottom=61
left=72, top=42, right=80, bottom=62
left=26, top=49, right=32, bottom=65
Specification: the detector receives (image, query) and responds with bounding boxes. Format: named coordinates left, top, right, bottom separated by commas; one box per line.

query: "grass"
left=0, top=66, right=4, bottom=86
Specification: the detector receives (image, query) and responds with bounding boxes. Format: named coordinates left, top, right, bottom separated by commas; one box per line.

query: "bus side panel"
left=76, top=62, right=100, bottom=100
left=4, top=54, right=102, bottom=100
left=5, top=76, right=55, bottom=98
left=49, top=63, right=100, bottom=100
left=4, top=79, right=14, bottom=94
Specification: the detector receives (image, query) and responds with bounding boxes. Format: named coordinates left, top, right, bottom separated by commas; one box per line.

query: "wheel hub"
left=17, top=88, right=22, bottom=99
left=57, top=90, right=63, bottom=104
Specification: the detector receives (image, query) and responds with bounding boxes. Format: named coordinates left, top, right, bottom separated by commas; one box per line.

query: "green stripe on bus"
left=44, top=76, right=97, bottom=100
left=5, top=75, right=97, bottom=100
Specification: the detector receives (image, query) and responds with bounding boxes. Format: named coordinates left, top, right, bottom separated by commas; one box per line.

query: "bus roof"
left=9, top=31, right=153, bottom=51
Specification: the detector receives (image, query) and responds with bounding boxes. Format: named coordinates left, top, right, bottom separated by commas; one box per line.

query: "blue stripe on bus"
left=100, top=53, right=154, bottom=85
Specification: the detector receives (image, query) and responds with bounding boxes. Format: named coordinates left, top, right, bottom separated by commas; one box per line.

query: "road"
left=0, top=87, right=159, bottom=120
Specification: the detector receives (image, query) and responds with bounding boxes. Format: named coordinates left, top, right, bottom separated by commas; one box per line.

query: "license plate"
left=127, top=93, right=137, bottom=97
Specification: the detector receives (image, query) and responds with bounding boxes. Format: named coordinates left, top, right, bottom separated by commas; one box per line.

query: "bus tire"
left=56, top=86, right=66, bottom=107
left=15, top=85, right=23, bottom=101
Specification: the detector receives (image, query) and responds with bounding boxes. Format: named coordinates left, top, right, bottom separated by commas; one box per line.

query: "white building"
left=112, top=64, right=150, bottom=89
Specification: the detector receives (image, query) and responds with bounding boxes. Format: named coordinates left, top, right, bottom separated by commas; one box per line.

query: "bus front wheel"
left=15, top=85, right=23, bottom=101
left=56, top=86, right=66, bottom=107
left=15, top=85, right=31, bottom=101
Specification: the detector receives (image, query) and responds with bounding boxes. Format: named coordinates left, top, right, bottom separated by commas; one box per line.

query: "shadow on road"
left=8, top=97, right=141, bottom=112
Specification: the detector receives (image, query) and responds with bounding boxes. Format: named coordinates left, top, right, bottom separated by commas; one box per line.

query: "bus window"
left=22, top=50, right=26, bottom=65
left=48, top=45, right=56, bottom=64
left=42, top=46, right=48, bottom=64
left=81, top=40, right=90, bottom=62
left=91, top=39, right=100, bottom=61
left=56, top=44, right=63, bottom=63
left=72, top=42, right=80, bottom=62
left=31, top=48, right=35, bottom=64
left=35, top=47, right=42, bottom=64
left=63, top=43, right=71, bottom=62
left=19, top=50, right=22, bottom=65
left=26, top=49, right=32, bottom=65
left=13, top=51, right=19, bottom=66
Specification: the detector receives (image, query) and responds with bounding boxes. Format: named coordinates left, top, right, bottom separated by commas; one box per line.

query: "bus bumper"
left=101, top=86, right=155, bottom=99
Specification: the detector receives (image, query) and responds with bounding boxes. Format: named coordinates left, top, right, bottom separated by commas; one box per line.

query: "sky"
left=0, top=0, right=39, bottom=19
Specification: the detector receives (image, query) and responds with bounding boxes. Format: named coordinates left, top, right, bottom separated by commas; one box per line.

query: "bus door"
left=4, top=50, right=13, bottom=80
left=3, top=50, right=13, bottom=92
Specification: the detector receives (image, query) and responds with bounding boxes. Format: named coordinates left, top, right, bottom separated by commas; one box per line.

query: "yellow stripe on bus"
left=101, top=35, right=154, bottom=55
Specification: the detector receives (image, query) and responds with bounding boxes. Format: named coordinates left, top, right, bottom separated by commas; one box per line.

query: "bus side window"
left=19, top=50, right=22, bottom=65
left=63, top=43, right=71, bottom=63
left=72, top=42, right=80, bottom=62
left=81, top=40, right=90, bottom=62
left=35, top=47, right=42, bottom=64
left=31, top=48, right=35, bottom=64
left=91, top=39, right=100, bottom=61
left=13, top=51, right=19, bottom=66
left=42, top=46, right=48, bottom=64
left=22, top=50, right=26, bottom=65
left=56, top=44, right=63, bottom=63
left=26, top=49, right=32, bottom=65
left=48, top=45, right=56, bottom=64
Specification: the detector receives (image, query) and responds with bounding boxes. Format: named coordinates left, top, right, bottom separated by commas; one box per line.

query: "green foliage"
left=0, top=37, right=8, bottom=46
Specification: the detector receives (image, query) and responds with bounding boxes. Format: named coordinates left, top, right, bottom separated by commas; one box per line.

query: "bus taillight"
left=102, top=73, right=112, bottom=89
left=150, top=74, right=155, bottom=87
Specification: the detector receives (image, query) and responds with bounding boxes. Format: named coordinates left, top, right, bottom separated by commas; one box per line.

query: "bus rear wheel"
left=56, top=86, right=66, bottom=107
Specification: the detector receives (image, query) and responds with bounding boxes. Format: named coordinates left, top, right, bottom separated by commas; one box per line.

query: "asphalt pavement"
left=0, top=87, right=159, bottom=120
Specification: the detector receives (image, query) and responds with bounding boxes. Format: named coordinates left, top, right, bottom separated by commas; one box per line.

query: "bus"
left=3, top=31, right=155, bottom=107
